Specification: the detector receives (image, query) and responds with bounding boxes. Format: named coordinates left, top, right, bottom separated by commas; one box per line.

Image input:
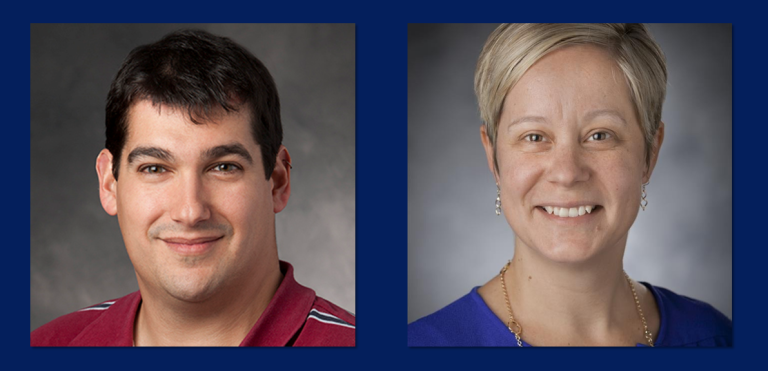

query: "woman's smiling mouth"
left=537, top=205, right=602, bottom=218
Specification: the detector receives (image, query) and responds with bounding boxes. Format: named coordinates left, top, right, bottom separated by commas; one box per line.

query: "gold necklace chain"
left=499, top=260, right=654, bottom=347
left=499, top=261, right=523, bottom=346
left=624, top=270, right=655, bottom=347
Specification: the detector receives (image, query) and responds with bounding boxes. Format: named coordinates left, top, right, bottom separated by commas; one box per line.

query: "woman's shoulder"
left=408, top=287, right=518, bottom=346
left=645, top=282, right=732, bottom=347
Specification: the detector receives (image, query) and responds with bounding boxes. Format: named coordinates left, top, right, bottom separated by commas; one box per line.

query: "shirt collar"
left=239, top=261, right=316, bottom=346
left=69, top=291, right=139, bottom=346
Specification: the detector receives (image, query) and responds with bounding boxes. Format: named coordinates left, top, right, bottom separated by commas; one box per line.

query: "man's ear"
left=480, top=125, right=499, bottom=184
left=643, top=121, right=665, bottom=184
left=96, top=149, right=118, bottom=216
left=271, top=145, right=291, bottom=213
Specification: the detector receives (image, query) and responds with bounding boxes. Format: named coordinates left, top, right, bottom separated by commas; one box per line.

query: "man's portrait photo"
left=31, top=24, right=355, bottom=346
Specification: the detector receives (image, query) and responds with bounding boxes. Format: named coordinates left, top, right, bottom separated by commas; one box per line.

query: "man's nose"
left=545, top=142, right=590, bottom=187
left=169, top=173, right=212, bottom=226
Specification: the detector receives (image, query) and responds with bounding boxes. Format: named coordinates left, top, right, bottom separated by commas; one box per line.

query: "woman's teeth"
left=542, top=205, right=595, bottom=217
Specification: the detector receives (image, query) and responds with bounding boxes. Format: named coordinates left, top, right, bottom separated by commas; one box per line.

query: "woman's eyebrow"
left=583, top=109, right=627, bottom=125
left=509, top=115, right=548, bottom=127
left=507, top=110, right=627, bottom=129
left=202, top=143, right=253, bottom=164
left=126, top=146, right=175, bottom=165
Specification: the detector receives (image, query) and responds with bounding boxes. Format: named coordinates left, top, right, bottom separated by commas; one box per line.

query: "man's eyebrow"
left=203, top=143, right=253, bottom=164
left=127, top=147, right=175, bottom=165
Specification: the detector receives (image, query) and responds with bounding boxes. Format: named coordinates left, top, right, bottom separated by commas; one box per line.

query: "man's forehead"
left=124, top=99, right=256, bottom=140
left=121, top=100, right=260, bottom=160
left=126, top=99, right=252, bottom=125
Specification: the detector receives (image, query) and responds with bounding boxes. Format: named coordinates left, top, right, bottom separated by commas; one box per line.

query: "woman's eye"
left=524, top=134, right=544, bottom=142
left=141, top=165, right=166, bottom=174
left=213, top=163, right=240, bottom=172
left=589, top=132, right=611, bottom=141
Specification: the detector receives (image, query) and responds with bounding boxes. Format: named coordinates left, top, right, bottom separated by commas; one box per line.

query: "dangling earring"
left=495, top=183, right=502, bottom=216
left=640, top=183, right=649, bottom=211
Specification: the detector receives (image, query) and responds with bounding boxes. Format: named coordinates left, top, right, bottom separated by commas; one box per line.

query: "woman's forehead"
left=503, top=45, right=634, bottom=121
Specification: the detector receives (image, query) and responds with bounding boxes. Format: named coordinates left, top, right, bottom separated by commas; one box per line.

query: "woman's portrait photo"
left=408, top=23, right=732, bottom=347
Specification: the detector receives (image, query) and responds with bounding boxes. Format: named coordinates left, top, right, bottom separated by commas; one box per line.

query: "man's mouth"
left=161, top=236, right=224, bottom=245
left=537, top=205, right=602, bottom=218
left=161, top=236, right=224, bottom=254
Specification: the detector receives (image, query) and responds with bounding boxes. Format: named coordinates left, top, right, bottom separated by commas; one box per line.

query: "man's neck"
left=133, top=260, right=283, bottom=346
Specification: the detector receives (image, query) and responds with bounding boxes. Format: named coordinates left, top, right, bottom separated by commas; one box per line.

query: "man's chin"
left=160, top=276, right=222, bottom=304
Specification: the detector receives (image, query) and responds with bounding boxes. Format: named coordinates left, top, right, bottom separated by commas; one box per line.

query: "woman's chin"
left=525, top=239, right=605, bottom=265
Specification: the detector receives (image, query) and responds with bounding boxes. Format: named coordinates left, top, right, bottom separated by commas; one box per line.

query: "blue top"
left=408, top=283, right=732, bottom=347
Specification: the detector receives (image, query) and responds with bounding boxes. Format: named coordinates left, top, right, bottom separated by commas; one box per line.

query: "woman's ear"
left=480, top=125, right=499, bottom=184
left=643, top=121, right=665, bottom=183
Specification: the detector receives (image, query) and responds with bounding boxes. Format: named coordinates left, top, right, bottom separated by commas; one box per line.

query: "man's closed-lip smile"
left=161, top=236, right=224, bottom=254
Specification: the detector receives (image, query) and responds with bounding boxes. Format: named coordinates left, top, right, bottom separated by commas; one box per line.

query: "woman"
left=408, top=23, right=732, bottom=347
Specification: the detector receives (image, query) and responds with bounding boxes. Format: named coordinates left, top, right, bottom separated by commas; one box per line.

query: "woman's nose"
left=545, top=143, right=590, bottom=187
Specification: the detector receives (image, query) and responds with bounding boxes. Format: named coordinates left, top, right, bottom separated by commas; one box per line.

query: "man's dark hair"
left=105, top=29, right=282, bottom=180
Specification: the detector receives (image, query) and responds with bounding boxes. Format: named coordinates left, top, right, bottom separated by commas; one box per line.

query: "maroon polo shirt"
left=31, top=261, right=355, bottom=346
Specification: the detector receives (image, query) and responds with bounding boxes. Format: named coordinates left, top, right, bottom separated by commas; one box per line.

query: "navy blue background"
left=10, top=1, right=757, bottom=368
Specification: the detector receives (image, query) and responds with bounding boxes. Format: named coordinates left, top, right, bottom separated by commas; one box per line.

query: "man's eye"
left=524, top=134, right=544, bottom=142
left=141, top=165, right=166, bottom=174
left=213, top=163, right=240, bottom=172
left=589, top=132, right=611, bottom=141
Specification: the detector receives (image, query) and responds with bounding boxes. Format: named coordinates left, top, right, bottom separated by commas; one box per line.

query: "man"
left=31, top=29, right=355, bottom=346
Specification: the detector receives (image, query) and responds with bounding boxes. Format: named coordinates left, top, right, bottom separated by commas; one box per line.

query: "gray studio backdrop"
left=408, top=24, right=732, bottom=323
left=31, top=24, right=355, bottom=331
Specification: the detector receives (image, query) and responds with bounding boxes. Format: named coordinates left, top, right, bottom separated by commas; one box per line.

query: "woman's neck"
left=479, top=237, right=655, bottom=346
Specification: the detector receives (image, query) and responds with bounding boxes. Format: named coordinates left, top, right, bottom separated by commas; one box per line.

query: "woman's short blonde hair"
left=475, top=23, right=667, bottom=169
